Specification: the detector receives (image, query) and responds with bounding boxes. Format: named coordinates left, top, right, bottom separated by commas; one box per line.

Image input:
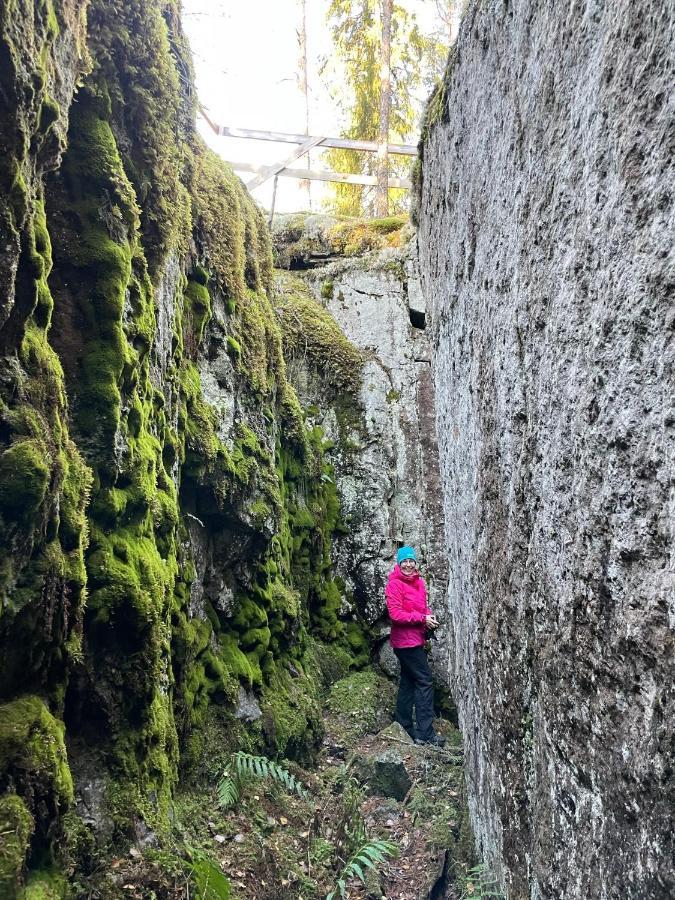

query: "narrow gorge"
left=0, top=1, right=672, bottom=899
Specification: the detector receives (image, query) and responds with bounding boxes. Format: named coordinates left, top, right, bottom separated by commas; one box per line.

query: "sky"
left=181, top=0, right=448, bottom=214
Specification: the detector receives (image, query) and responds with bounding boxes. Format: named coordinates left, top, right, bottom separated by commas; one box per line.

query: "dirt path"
left=90, top=669, right=478, bottom=899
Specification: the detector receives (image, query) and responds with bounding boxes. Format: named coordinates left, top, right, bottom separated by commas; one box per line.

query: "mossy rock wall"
left=0, top=0, right=368, bottom=892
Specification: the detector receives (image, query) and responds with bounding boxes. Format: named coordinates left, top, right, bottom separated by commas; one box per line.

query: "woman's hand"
left=425, top=614, right=439, bottom=629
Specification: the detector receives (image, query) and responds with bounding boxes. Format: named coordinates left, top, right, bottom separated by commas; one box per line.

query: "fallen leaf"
left=280, top=815, right=288, bottom=825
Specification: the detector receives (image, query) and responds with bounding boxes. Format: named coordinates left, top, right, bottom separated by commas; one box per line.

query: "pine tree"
left=323, top=0, right=447, bottom=217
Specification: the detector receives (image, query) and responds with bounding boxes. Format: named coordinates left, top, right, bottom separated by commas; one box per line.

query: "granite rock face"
left=417, top=2, right=674, bottom=898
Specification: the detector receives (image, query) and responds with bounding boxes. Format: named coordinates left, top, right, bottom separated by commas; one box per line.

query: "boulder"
left=351, top=747, right=412, bottom=801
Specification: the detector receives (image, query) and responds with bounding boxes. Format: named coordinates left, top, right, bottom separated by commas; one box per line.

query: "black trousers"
left=393, top=645, right=434, bottom=741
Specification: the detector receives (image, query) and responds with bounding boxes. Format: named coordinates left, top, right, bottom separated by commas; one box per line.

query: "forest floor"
left=93, top=670, right=483, bottom=900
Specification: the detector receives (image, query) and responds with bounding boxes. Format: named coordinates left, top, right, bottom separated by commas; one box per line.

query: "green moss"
left=21, top=869, right=67, bottom=900
left=191, top=140, right=272, bottom=301
left=0, top=441, right=50, bottom=525
left=0, top=1, right=370, bottom=875
left=275, top=272, right=363, bottom=396
left=0, top=175, right=91, bottom=704
left=43, top=81, right=182, bottom=836
left=307, top=639, right=354, bottom=691
left=184, top=275, right=212, bottom=344
left=259, top=665, right=323, bottom=762
left=320, top=279, right=334, bottom=300
left=0, top=696, right=73, bottom=813
left=85, top=0, right=193, bottom=273
left=219, top=633, right=261, bottom=689
left=248, top=497, right=271, bottom=525
left=226, top=336, right=241, bottom=358
left=37, top=94, right=60, bottom=135
left=326, top=215, right=408, bottom=256
left=325, top=670, right=396, bottom=743
left=0, top=793, right=34, bottom=895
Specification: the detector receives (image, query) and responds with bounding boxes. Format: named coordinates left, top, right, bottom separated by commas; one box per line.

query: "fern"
left=186, top=849, right=231, bottom=900
left=326, top=839, right=397, bottom=900
left=216, top=752, right=307, bottom=810
left=216, top=770, right=240, bottom=810
left=233, top=751, right=308, bottom=798
left=334, top=776, right=367, bottom=855
left=461, top=864, right=503, bottom=899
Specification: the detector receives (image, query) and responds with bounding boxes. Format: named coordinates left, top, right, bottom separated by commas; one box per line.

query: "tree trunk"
left=297, top=0, right=311, bottom=209
left=375, top=0, right=392, bottom=217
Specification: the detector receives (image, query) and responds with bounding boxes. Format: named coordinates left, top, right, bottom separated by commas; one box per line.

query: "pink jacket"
left=385, top=565, right=431, bottom=649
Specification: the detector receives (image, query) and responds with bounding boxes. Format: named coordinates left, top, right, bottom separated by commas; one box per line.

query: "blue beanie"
left=396, top=546, right=417, bottom=565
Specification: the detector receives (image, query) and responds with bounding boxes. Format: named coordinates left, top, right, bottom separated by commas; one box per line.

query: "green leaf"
left=350, top=862, right=365, bottom=881
left=327, top=838, right=397, bottom=899
left=187, top=850, right=231, bottom=900
left=216, top=773, right=239, bottom=810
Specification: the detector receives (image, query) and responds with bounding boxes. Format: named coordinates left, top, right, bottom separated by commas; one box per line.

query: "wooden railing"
left=198, top=107, right=417, bottom=192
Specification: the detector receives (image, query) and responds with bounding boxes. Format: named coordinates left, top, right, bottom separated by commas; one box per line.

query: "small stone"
left=233, top=833, right=245, bottom=843
left=378, top=722, right=413, bottom=744
left=234, top=686, right=262, bottom=722
left=378, top=641, right=400, bottom=678
left=128, top=847, right=141, bottom=859
left=214, top=834, right=226, bottom=844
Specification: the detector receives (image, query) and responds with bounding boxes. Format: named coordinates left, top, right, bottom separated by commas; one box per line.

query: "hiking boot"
left=415, top=734, right=446, bottom=747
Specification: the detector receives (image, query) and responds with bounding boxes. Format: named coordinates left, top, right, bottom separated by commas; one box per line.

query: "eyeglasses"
left=400, top=560, right=417, bottom=568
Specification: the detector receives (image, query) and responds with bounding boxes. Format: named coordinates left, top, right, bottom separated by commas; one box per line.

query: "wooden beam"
left=246, top=136, right=324, bottom=191
left=228, top=161, right=412, bottom=189
left=198, top=109, right=417, bottom=156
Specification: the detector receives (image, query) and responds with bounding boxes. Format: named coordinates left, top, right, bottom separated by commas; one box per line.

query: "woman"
left=385, top=546, right=445, bottom=746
